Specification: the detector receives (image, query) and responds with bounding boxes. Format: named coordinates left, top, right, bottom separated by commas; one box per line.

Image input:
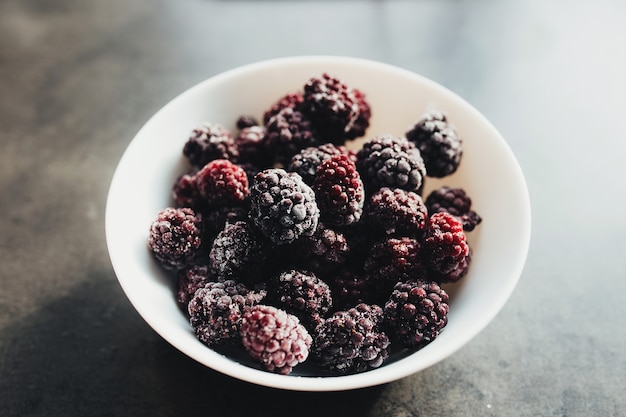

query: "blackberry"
left=176, top=264, right=213, bottom=308
left=188, top=280, right=266, bottom=346
left=172, top=172, right=208, bottom=213
left=195, top=159, right=249, bottom=208
left=313, top=154, right=365, bottom=227
left=328, top=267, right=375, bottom=310
left=265, top=107, right=319, bottom=165
left=235, top=126, right=274, bottom=168
left=363, top=237, right=426, bottom=298
left=364, top=187, right=428, bottom=237
left=240, top=305, right=312, bottom=375
left=249, top=168, right=320, bottom=245
left=271, top=269, right=332, bottom=329
left=349, top=88, right=372, bottom=140
left=148, top=207, right=203, bottom=270
left=209, top=221, right=268, bottom=285
left=303, top=73, right=365, bottom=143
left=183, top=123, right=238, bottom=167
left=383, top=279, right=449, bottom=348
left=287, top=143, right=348, bottom=185
left=263, top=92, right=305, bottom=125
left=295, top=223, right=350, bottom=276
left=356, top=134, right=426, bottom=193
left=423, top=212, right=471, bottom=283
left=313, top=303, right=390, bottom=374
left=236, top=115, right=259, bottom=130
left=425, top=186, right=482, bottom=231
left=405, top=111, right=462, bottom=178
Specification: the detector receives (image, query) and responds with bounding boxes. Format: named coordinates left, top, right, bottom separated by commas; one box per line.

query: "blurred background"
left=1, top=1, right=625, bottom=416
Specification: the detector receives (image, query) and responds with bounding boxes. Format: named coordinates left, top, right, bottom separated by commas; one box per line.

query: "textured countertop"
left=1, top=1, right=625, bottom=416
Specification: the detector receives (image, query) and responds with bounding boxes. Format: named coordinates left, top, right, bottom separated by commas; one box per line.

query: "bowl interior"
left=105, top=56, right=531, bottom=391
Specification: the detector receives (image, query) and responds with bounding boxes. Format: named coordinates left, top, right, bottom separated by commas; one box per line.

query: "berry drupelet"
left=364, top=187, right=428, bottom=237
left=312, top=303, right=390, bottom=374
left=195, top=159, right=249, bottom=208
left=239, top=305, right=312, bottom=375
left=188, top=280, right=267, bottom=347
left=313, top=154, right=365, bottom=227
left=425, top=186, right=482, bottom=231
left=405, top=111, right=462, bottom=178
left=423, top=212, right=471, bottom=283
left=148, top=207, right=203, bottom=270
left=383, top=279, right=449, bottom=348
left=356, top=134, right=426, bottom=193
left=183, top=122, right=238, bottom=168
left=249, top=168, right=320, bottom=245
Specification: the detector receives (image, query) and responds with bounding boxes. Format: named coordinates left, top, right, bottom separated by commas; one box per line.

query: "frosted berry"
left=240, top=305, right=312, bottom=374
left=405, top=111, right=462, bottom=177
left=249, top=168, right=320, bottom=245
left=183, top=123, right=238, bottom=167
left=235, top=126, right=274, bottom=168
left=364, top=187, right=428, bottom=236
left=172, top=172, right=208, bottom=213
left=148, top=207, right=203, bottom=270
left=423, top=212, right=471, bottom=283
left=383, top=279, right=449, bottom=348
left=209, top=221, right=268, bottom=284
left=265, top=107, right=319, bottom=165
left=425, top=186, right=482, bottom=231
left=313, top=303, right=390, bottom=374
left=313, top=154, right=364, bottom=227
left=295, top=223, right=350, bottom=276
left=263, top=92, right=305, bottom=125
left=176, top=264, right=214, bottom=307
left=195, top=159, right=249, bottom=208
left=287, top=143, right=348, bottom=185
left=328, top=267, right=375, bottom=310
left=356, top=134, right=426, bottom=193
left=188, top=280, right=266, bottom=346
left=271, top=269, right=333, bottom=328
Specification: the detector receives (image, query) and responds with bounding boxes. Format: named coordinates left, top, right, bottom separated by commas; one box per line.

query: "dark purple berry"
left=423, top=212, right=470, bottom=283
left=148, top=207, right=203, bottom=270
left=425, top=186, right=482, bottom=231
left=183, top=123, right=238, bottom=167
left=364, top=187, right=428, bottom=236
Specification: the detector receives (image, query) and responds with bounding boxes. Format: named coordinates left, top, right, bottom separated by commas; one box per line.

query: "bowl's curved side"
left=105, top=56, right=531, bottom=391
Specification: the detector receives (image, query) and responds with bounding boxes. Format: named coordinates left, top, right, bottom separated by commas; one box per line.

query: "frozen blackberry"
left=265, top=107, right=319, bottom=165
left=236, top=115, right=259, bottom=130
left=209, top=221, right=269, bottom=285
left=188, top=280, right=266, bottom=347
left=195, top=159, right=249, bottom=208
left=423, top=212, right=471, bottom=283
left=405, top=111, right=462, bottom=178
left=425, top=186, right=482, bottom=231
left=356, top=134, right=426, bottom=193
left=349, top=88, right=372, bottom=140
left=172, top=172, right=208, bottom=213
left=328, top=268, right=376, bottom=310
left=287, top=143, right=348, bottom=185
left=249, top=168, right=320, bottom=245
left=183, top=123, right=238, bottom=167
left=364, top=237, right=426, bottom=298
left=263, top=92, right=305, bottom=125
left=240, top=305, right=312, bottom=375
left=313, top=303, right=390, bottom=374
left=383, top=279, right=449, bottom=348
left=148, top=207, right=203, bottom=270
left=295, top=223, right=350, bottom=276
left=235, top=126, right=274, bottom=168
left=303, top=73, right=365, bottom=143
left=176, top=264, right=213, bottom=307
left=313, top=154, right=365, bottom=227
left=364, top=187, right=428, bottom=237
left=271, top=269, right=332, bottom=328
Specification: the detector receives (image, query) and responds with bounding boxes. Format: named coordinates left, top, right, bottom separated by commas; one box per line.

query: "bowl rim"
left=105, top=55, right=531, bottom=391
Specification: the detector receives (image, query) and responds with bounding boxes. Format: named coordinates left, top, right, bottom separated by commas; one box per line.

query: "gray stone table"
left=1, top=1, right=625, bottom=416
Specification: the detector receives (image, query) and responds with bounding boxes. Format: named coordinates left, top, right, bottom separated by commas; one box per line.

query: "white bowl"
left=105, top=56, right=531, bottom=391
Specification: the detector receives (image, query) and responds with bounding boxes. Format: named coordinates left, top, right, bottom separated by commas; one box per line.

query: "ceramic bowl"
left=105, top=56, right=531, bottom=391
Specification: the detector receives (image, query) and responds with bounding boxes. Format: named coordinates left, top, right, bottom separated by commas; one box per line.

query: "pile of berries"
left=147, top=73, right=482, bottom=376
